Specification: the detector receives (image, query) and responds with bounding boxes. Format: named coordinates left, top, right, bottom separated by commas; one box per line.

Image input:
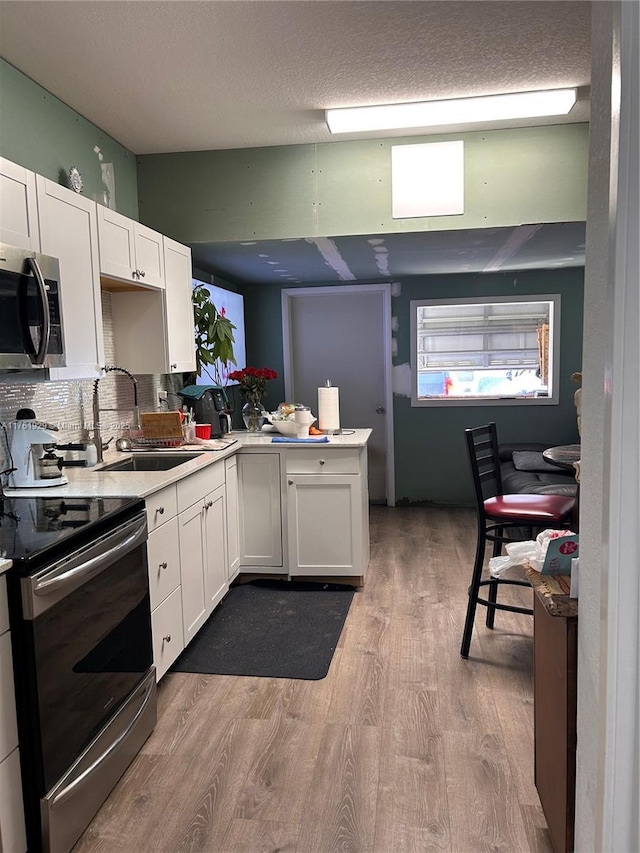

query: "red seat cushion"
left=484, top=493, right=575, bottom=522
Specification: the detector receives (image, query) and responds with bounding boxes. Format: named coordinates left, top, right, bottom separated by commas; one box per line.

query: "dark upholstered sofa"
left=499, top=443, right=578, bottom=497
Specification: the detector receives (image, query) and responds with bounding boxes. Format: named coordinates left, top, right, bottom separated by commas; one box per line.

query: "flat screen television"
left=192, top=278, right=246, bottom=386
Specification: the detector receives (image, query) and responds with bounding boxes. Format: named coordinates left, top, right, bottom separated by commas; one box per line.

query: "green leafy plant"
left=192, top=284, right=237, bottom=386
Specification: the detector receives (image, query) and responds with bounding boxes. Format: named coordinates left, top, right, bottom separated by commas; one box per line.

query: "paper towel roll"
left=318, top=385, right=340, bottom=433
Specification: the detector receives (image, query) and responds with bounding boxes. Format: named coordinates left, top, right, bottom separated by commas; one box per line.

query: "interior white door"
left=283, top=286, right=392, bottom=503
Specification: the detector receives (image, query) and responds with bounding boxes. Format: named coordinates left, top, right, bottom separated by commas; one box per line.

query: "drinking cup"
left=195, top=423, right=211, bottom=440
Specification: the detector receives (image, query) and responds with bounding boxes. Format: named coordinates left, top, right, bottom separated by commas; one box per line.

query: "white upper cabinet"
left=110, top=236, right=195, bottom=375
left=36, top=177, right=104, bottom=380
left=163, top=238, right=196, bottom=373
left=96, top=206, right=164, bottom=289
left=0, top=157, right=40, bottom=250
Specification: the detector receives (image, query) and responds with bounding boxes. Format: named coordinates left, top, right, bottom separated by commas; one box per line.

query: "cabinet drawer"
left=146, top=485, right=178, bottom=532
left=177, top=462, right=225, bottom=513
left=152, top=587, right=184, bottom=681
left=0, top=747, right=27, bottom=853
left=285, top=448, right=360, bottom=475
left=147, top=517, right=181, bottom=610
left=0, top=576, right=8, bottom=635
left=0, top=631, right=18, bottom=762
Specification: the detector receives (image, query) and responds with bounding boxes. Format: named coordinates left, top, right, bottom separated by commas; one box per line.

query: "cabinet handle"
left=319, top=459, right=325, bottom=465
left=171, top=363, right=177, bottom=370
left=156, top=506, right=165, bottom=515
left=139, top=270, right=146, bottom=278
left=132, top=269, right=139, bottom=279
left=163, top=634, right=171, bottom=643
left=204, top=500, right=213, bottom=509
left=159, top=561, right=167, bottom=570
left=288, top=479, right=293, bottom=485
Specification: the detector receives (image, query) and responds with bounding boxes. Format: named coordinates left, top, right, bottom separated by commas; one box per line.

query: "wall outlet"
left=158, top=390, right=168, bottom=404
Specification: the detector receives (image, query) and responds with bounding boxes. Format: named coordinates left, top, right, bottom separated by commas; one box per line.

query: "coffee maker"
left=178, top=385, right=231, bottom=438
left=4, top=409, right=70, bottom=489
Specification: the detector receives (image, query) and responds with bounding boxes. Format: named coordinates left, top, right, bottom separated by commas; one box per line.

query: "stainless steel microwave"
left=0, top=242, right=66, bottom=370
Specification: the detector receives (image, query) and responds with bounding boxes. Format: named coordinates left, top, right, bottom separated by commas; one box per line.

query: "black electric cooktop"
left=0, top=495, right=144, bottom=569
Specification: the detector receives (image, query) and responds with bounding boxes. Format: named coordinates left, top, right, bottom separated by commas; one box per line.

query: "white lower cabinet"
left=203, top=484, right=228, bottom=612
left=0, top=576, right=27, bottom=853
left=178, top=500, right=208, bottom=644
left=286, top=473, right=362, bottom=576
left=147, top=512, right=184, bottom=681
left=177, top=463, right=229, bottom=646
left=150, top=587, right=184, bottom=681
left=284, top=446, right=370, bottom=580
left=237, top=453, right=282, bottom=570
left=225, top=457, right=240, bottom=582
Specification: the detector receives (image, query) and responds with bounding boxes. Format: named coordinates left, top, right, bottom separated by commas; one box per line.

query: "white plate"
left=261, top=424, right=276, bottom=432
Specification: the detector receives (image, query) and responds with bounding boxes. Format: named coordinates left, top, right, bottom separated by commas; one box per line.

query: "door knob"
left=376, top=405, right=385, bottom=414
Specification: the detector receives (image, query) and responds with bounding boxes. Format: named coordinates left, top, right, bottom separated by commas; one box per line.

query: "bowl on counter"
left=271, top=419, right=299, bottom=437
left=266, top=412, right=317, bottom=437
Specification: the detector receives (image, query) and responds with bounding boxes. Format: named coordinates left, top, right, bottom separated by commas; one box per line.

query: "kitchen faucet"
left=92, top=366, right=140, bottom=463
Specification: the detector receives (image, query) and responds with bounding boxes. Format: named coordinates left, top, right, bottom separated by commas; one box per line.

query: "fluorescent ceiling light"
left=326, top=88, right=577, bottom=134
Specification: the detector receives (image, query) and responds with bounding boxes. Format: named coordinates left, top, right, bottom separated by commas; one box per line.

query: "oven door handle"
left=33, top=515, right=147, bottom=598
left=47, top=672, right=155, bottom=808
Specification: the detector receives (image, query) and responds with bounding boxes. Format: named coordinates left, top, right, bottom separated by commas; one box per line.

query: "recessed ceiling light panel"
left=326, top=88, right=577, bottom=134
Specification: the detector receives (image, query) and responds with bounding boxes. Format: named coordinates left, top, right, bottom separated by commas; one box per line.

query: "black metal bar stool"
left=460, top=423, right=576, bottom=658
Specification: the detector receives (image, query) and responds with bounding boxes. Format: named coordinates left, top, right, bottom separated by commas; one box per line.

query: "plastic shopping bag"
left=488, top=529, right=577, bottom=577
left=489, top=540, right=537, bottom=577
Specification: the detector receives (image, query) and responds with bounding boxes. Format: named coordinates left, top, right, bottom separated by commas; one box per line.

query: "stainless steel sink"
left=98, top=453, right=203, bottom=472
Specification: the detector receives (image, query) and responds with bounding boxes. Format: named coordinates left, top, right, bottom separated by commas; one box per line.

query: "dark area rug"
left=170, top=579, right=355, bottom=680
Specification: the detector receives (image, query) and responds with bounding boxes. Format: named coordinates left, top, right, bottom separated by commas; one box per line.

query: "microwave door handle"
left=24, top=256, right=51, bottom=364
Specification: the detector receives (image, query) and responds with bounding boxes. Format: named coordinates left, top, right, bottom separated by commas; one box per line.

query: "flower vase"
left=242, top=401, right=266, bottom=432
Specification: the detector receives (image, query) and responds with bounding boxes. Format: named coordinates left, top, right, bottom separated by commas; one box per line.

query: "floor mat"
left=170, top=579, right=355, bottom=680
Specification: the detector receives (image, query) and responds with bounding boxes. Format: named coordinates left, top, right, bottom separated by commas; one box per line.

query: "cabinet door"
left=163, top=237, right=196, bottom=373
left=96, top=205, right=136, bottom=281
left=0, top=157, right=40, bottom=250
left=0, top=748, right=27, bottom=853
left=36, top=177, right=104, bottom=380
left=286, top=474, right=362, bottom=576
left=238, top=453, right=282, bottom=568
left=0, top=631, right=18, bottom=761
left=147, top=516, right=181, bottom=611
left=151, top=587, right=184, bottom=681
left=178, top=501, right=208, bottom=643
left=225, top=457, right=240, bottom=582
left=133, top=222, right=164, bottom=289
left=203, top=485, right=228, bottom=612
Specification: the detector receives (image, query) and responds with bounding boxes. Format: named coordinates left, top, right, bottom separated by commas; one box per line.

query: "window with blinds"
left=410, top=294, right=560, bottom=406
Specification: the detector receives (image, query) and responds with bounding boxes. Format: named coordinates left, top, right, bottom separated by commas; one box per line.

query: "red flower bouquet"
left=228, top=366, right=278, bottom=405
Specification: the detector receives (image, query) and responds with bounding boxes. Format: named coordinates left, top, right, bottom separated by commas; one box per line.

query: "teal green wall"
left=0, top=59, right=138, bottom=218
left=239, top=268, right=584, bottom=506
left=136, top=124, right=589, bottom=244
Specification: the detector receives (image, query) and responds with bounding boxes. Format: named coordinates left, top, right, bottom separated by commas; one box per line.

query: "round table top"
left=543, top=444, right=581, bottom=470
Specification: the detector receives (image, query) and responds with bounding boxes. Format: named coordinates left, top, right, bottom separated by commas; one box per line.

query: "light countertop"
left=0, top=558, right=12, bottom=576
left=4, top=429, right=372, bottom=500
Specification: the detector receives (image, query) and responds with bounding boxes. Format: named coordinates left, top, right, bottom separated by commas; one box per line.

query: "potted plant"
left=192, top=284, right=237, bottom=387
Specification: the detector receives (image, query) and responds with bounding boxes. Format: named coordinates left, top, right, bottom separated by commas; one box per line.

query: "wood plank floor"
left=73, top=506, right=553, bottom=853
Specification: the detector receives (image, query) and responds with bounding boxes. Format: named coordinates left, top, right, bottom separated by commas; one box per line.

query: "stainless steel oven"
left=3, top=496, right=156, bottom=853
left=0, top=242, right=65, bottom=370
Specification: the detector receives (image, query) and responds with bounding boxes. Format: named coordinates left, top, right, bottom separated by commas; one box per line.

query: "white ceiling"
left=0, top=0, right=591, bottom=155
left=0, top=0, right=592, bottom=281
